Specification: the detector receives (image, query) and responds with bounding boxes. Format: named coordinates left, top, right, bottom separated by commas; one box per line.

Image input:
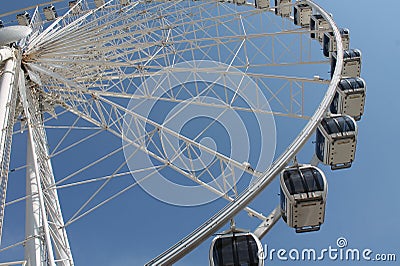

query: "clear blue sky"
left=1, top=0, right=399, bottom=265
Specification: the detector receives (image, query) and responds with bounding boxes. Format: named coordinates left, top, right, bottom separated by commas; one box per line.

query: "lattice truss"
left=3, top=0, right=331, bottom=231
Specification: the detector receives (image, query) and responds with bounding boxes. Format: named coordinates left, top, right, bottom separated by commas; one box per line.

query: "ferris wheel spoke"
left=85, top=78, right=319, bottom=119
left=50, top=128, right=105, bottom=157
left=103, top=96, right=258, bottom=175
left=0, top=0, right=351, bottom=264
left=27, top=0, right=207, bottom=54
left=26, top=1, right=324, bottom=81
left=58, top=99, right=269, bottom=222
left=38, top=109, right=268, bottom=226
left=0, top=48, right=20, bottom=245
left=64, top=139, right=141, bottom=225
left=34, top=58, right=328, bottom=123
left=18, top=68, right=74, bottom=265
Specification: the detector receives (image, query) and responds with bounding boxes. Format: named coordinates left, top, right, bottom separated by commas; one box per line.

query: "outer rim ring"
left=0, top=0, right=345, bottom=264
left=145, top=0, right=344, bottom=265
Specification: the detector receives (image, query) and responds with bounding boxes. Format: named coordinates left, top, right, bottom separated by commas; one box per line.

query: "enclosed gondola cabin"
left=280, top=165, right=327, bottom=233
left=323, top=28, right=350, bottom=58
left=310, top=14, right=330, bottom=43
left=16, top=12, right=31, bottom=26
left=330, top=77, right=366, bottom=121
left=94, top=0, right=106, bottom=8
left=331, top=49, right=362, bottom=78
left=68, top=1, right=82, bottom=14
left=275, top=0, right=291, bottom=18
left=234, top=0, right=246, bottom=6
left=294, top=4, right=312, bottom=27
left=43, top=6, right=58, bottom=21
left=120, top=0, right=131, bottom=6
left=316, top=115, right=357, bottom=170
left=210, top=231, right=264, bottom=266
left=255, top=0, right=269, bottom=9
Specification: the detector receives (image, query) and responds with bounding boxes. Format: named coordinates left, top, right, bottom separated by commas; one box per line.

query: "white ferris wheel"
left=0, top=0, right=365, bottom=265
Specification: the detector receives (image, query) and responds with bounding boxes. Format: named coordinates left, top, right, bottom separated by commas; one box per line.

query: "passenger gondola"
left=210, top=230, right=264, bottom=266
left=235, top=0, right=246, bottom=6
left=255, top=0, right=269, bottom=9
left=43, top=6, right=58, bottom=21
left=16, top=12, right=31, bottom=26
left=330, top=77, right=366, bottom=121
left=68, top=1, right=82, bottom=14
left=120, top=0, right=131, bottom=6
left=323, top=28, right=350, bottom=58
left=310, top=14, right=330, bottom=43
left=94, top=0, right=106, bottom=8
left=280, top=164, right=327, bottom=233
left=331, top=49, right=362, bottom=78
left=316, top=115, right=358, bottom=170
left=275, top=0, right=292, bottom=17
left=294, top=4, right=312, bottom=27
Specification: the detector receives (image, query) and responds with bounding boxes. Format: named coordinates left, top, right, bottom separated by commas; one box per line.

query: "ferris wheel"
left=0, top=0, right=365, bottom=265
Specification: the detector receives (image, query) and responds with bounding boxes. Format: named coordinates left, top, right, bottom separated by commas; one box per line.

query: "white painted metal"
left=19, top=70, right=55, bottom=266
left=0, top=48, right=13, bottom=62
left=0, top=0, right=349, bottom=264
left=0, top=261, right=26, bottom=266
left=60, top=96, right=268, bottom=223
left=0, top=47, right=18, bottom=245
left=0, top=26, right=32, bottom=46
left=145, top=0, right=345, bottom=264
left=253, top=205, right=281, bottom=239
left=19, top=70, right=74, bottom=266
left=25, top=132, right=44, bottom=266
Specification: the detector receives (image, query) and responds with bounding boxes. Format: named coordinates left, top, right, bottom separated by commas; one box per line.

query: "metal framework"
left=0, top=0, right=348, bottom=265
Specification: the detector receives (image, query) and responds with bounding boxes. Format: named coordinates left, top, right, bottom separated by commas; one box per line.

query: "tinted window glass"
left=212, top=235, right=260, bottom=266
left=315, top=129, right=325, bottom=161
left=303, top=168, right=324, bottom=192
left=283, top=168, right=324, bottom=195
left=213, top=237, right=234, bottom=265
left=321, top=116, right=355, bottom=134
left=339, top=78, right=365, bottom=91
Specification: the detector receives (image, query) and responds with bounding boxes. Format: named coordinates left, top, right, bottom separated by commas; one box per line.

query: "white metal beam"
left=0, top=47, right=19, bottom=245
left=19, top=68, right=74, bottom=266
left=145, top=0, right=344, bottom=264
left=25, top=131, right=44, bottom=266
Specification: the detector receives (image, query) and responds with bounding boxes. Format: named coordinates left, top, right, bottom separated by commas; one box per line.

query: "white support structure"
left=146, top=0, right=345, bottom=264
left=0, top=261, right=27, bottom=266
left=25, top=131, right=45, bottom=266
left=0, top=47, right=19, bottom=244
left=253, top=205, right=281, bottom=239
left=19, top=68, right=74, bottom=266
